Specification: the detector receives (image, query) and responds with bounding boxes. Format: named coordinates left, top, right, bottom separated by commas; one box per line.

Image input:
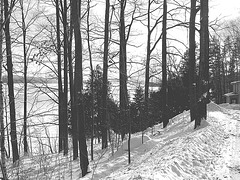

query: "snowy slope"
left=84, top=102, right=240, bottom=180
left=8, top=102, right=240, bottom=179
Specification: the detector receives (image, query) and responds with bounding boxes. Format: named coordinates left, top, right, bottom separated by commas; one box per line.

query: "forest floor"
left=7, top=102, right=240, bottom=179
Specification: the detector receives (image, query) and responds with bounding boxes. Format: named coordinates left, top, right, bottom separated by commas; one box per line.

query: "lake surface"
left=3, top=82, right=59, bottom=155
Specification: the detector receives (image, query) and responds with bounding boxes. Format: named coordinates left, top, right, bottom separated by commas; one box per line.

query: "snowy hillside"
left=84, top=102, right=240, bottom=180
left=9, top=102, right=240, bottom=179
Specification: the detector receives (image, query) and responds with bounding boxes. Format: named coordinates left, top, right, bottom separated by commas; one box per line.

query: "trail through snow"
left=213, top=107, right=240, bottom=180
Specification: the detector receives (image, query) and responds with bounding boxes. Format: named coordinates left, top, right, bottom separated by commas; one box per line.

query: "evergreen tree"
left=83, top=66, right=118, bottom=140
left=209, top=36, right=223, bottom=104
left=130, top=85, right=145, bottom=133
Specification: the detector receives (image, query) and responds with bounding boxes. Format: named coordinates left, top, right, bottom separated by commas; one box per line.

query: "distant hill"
left=2, top=75, right=57, bottom=84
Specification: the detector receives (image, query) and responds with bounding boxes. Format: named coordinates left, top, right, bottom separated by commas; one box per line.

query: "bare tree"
left=162, top=0, right=168, bottom=128
left=85, top=0, right=95, bottom=160
left=0, top=0, right=7, bottom=178
left=72, top=0, right=89, bottom=176
left=62, top=0, right=69, bottom=155
left=4, top=0, right=19, bottom=163
left=189, top=0, right=197, bottom=123
left=101, top=0, right=110, bottom=150
left=119, top=0, right=131, bottom=164
left=55, top=0, right=64, bottom=153
left=19, top=0, right=28, bottom=155
left=197, top=0, right=209, bottom=126
left=145, top=0, right=163, bottom=125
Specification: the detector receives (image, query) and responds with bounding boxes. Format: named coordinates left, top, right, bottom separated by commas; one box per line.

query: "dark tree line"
left=78, top=65, right=189, bottom=140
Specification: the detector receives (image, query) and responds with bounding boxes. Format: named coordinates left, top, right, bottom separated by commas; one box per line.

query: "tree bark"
left=198, top=0, right=209, bottom=122
left=162, top=0, right=169, bottom=128
left=0, top=0, right=7, bottom=177
left=101, top=0, right=110, bottom=150
left=62, top=0, right=69, bottom=155
left=119, top=0, right=130, bottom=163
left=86, top=0, right=94, bottom=160
left=144, top=0, right=151, bottom=129
left=72, top=0, right=89, bottom=176
left=4, top=0, right=19, bottom=163
left=189, top=0, right=197, bottom=124
left=55, top=0, right=64, bottom=153
left=20, top=0, right=28, bottom=155
left=68, top=0, right=77, bottom=160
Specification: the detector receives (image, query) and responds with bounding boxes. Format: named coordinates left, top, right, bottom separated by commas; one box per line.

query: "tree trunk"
left=0, top=0, right=7, bottom=177
left=101, top=0, right=110, bottom=150
left=198, top=0, right=209, bottom=123
left=68, top=0, right=77, bottom=160
left=119, top=0, right=130, bottom=163
left=20, top=0, right=28, bottom=155
left=144, top=0, right=151, bottom=129
left=4, top=95, right=10, bottom=158
left=189, top=0, right=197, bottom=124
left=56, top=0, right=64, bottom=153
left=62, top=0, right=69, bottom=155
left=72, top=0, right=89, bottom=176
left=86, top=0, right=94, bottom=160
left=4, top=0, right=19, bottom=163
left=162, top=0, right=169, bottom=128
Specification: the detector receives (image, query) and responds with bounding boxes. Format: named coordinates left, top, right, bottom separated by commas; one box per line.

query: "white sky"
left=210, top=0, right=240, bottom=20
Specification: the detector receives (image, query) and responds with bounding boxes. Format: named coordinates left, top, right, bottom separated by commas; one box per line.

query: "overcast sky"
left=210, top=0, right=240, bottom=20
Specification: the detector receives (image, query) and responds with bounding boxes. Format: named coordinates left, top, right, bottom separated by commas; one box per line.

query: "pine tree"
left=209, top=36, right=222, bottom=104
left=131, top=85, right=144, bottom=133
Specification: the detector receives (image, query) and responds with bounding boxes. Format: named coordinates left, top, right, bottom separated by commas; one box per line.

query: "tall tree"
left=0, top=0, right=7, bottom=177
left=119, top=0, right=130, bottom=164
left=196, top=0, right=209, bottom=128
left=62, top=0, right=69, bottom=155
left=101, top=0, right=110, bottom=149
left=144, top=1, right=165, bottom=127
left=209, top=37, right=222, bottom=104
left=19, top=0, right=28, bottom=155
left=188, top=0, right=197, bottom=123
left=55, top=0, right=64, bottom=153
left=162, top=0, right=168, bottom=128
left=72, top=0, right=89, bottom=176
left=144, top=0, right=152, bottom=128
left=86, top=0, right=94, bottom=160
left=68, top=0, right=77, bottom=159
left=4, top=0, right=19, bottom=163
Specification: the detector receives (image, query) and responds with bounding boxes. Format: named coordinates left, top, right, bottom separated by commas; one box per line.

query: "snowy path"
left=229, top=118, right=240, bottom=180
left=224, top=110, right=240, bottom=180
left=212, top=108, right=240, bottom=180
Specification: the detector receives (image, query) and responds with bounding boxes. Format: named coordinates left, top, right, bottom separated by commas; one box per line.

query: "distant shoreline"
left=2, top=75, right=58, bottom=84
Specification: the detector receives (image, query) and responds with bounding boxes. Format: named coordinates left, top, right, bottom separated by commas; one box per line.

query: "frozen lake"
left=3, top=82, right=59, bottom=155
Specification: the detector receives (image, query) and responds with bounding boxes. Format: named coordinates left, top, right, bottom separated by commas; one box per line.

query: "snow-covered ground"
left=8, top=102, right=240, bottom=179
